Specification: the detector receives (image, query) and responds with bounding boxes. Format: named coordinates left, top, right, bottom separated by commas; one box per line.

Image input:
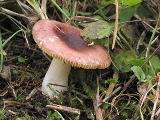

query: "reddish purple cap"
left=32, top=20, right=111, bottom=69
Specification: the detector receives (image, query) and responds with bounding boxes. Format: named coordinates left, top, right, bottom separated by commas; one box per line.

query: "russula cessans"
left=32, top=20, right=111, bottom=97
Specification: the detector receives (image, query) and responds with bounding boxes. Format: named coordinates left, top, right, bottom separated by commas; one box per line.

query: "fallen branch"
left=46, top=104, right=80, bottom=115
left=112, top=0, right=119, bottom=49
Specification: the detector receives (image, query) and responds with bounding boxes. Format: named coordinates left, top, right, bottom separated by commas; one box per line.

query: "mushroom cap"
left=32, top=20, right=111, bottom=69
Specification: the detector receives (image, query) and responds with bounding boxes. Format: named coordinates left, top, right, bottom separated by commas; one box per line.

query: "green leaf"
left=105, top=78, right=118, bottom=84
left=62, top=8, right=71, bottom=18
left=119, top=6, right=136, bottom=23
left=100, top=0, right=142, bottom=8
left=119, top=0, right=142, bottom=8
left=81, top=20, right=114, bottom=40
left=150, top=56, right=160, bottom=73
left=47, top=111, right=64, bottom=120
left=131, top=66, right=146, bottom=82
left=0, top=109, right=6, bottom=120
left=102, top=103, right=110, bottom=111
left=145, top=75, right=152, bottom=83
left=143, top=64, right=155, bottom=76
left=128, top=58, right=144, bottom=66
left=100, top=0, right=140, bottom=23
left=81, top=81, right=96, bottom=99
left=99, top=0, right=114, bottom=6
left=113, top=50, right=138, bottom=72
left=72, top=97, right=84, bottom=106
left=17, top=56, right=28, bottom=63
left=135, top=4, right=152, bottom=19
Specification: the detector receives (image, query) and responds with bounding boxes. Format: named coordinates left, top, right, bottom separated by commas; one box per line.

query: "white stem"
left=41, top=59, right=71, bottom=97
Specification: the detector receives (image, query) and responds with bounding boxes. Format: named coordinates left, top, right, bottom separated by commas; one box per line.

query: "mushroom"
left=32, top=20, right=111, bottom=97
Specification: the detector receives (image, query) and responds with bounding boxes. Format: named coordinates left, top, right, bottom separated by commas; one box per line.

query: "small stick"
left=151, top=74, right=160, bottom=120
left=26, top=88, right=39, bottom=100
left=46, top=104, right=80, bottom=115
left=94, top=76, right=103, bottom=120
left=8, top=110, right=17, bottom=115
left=112, top=0, right=119, bottom=49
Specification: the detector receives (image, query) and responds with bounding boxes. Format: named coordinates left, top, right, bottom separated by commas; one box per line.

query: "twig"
left=26, top=87, right=39, bottom=100
left=8, top=110, right=17, bottom=115
left=72, top=90, right=88, bottom=99
left=102, top=86, right=121, bottom=102
left=46, top=104, right=80, bottom=115
left=0, top=90, right=8, bottom=97
left=150, top=74, right=160, bottom=120
left=145, top=15, right=159, bottom=59
left=41, top=0, right=48, bottom=19
left=68, top=16, right=98, bottom=23
left=140, top=83, right=157, bottom=120
left=3, top=100, right=23, bottom=106
left=155, top=108, right=160, bottom=118
left=50, top=0, right=70, bottom=20
left=8, top=84, right=17, bottom=99
left=0, top=7, right=29, bottom=19
left=72, top=1, right=77, bottom=18
left=0, top=0, right=15, bottom=5
left=94, top=76, right=103, bottom=120
left=134, top=14, right=159, bottom=33
left=112, top=0, right=118, bottom=49
left=105, top=72, right=118, bottom=97
left=120, top=75, right=135, bottom=94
